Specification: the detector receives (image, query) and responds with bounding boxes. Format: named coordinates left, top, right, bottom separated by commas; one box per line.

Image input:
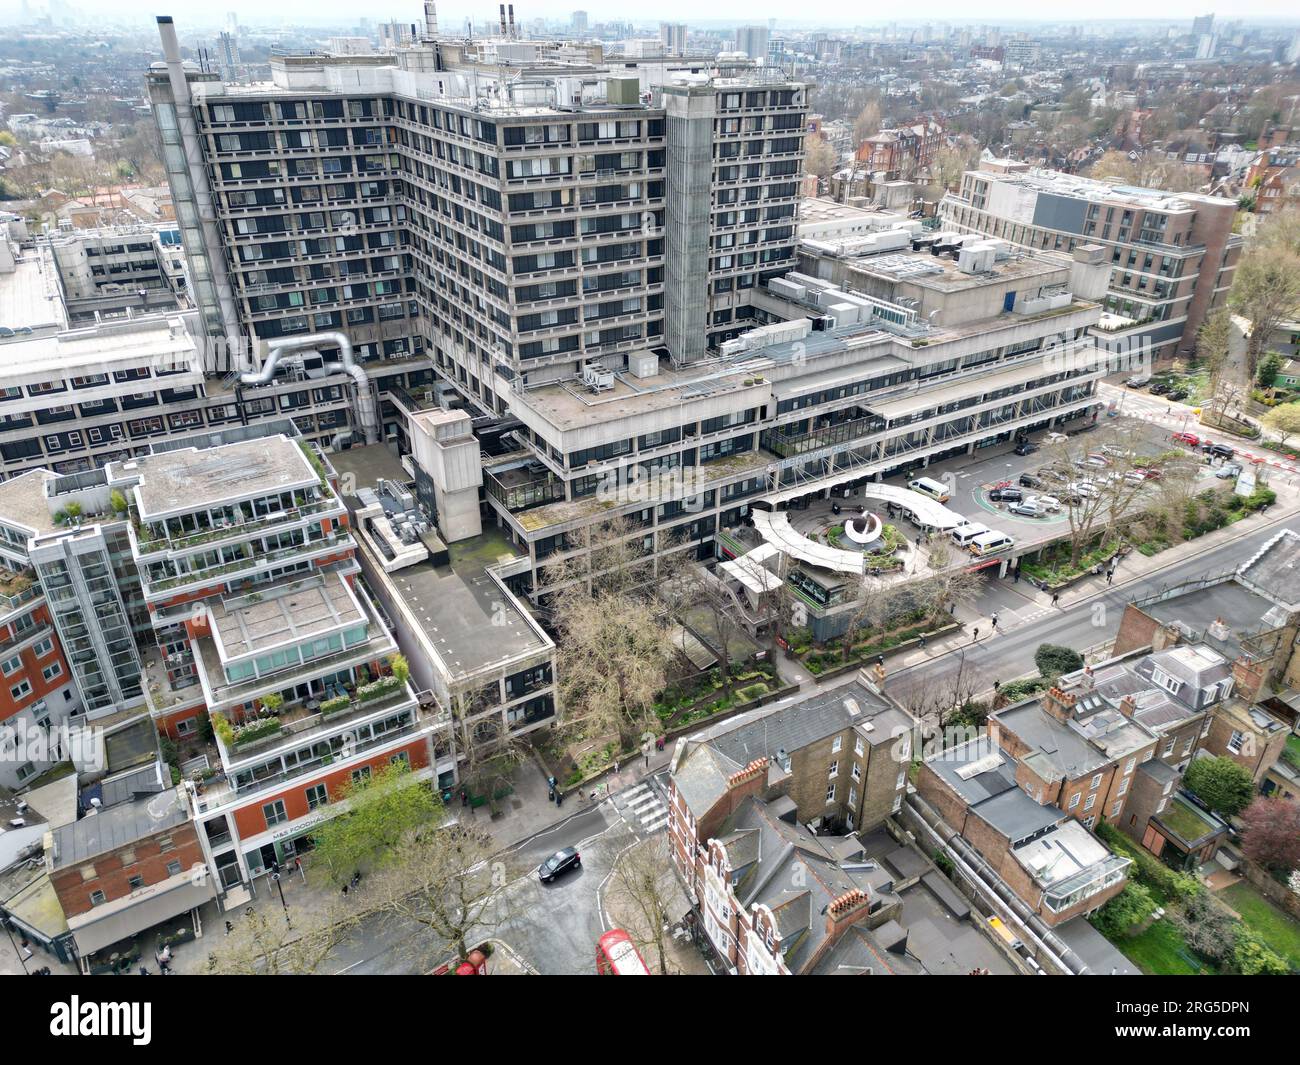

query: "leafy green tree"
left=1035, top=643, right=1084, bottom=678
left=1233, top=929, right=1289, bottom=975
left=1183, top=756, right=1255, bottom=817
left=309, top=761, right=441, bottom=883
left=1090, top=881, right=1155, bottom=938
left=1263, top=402, right=1300, bottom=448
left=1257, top=351, right=1284, bottom=389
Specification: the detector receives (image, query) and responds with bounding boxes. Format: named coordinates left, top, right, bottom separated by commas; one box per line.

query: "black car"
left=538, top=847, right=581, bottom=883
left=1149, top=381, right=1172, bottom=395
left=1204, top=442, right=1235, bottom=459
left=1019, top=473, right=1044, bottom=489
left=989, top=487, right=1023, bottom=502
left=1013, top=441, right=1038, bottom=456
left=1167, top=388, right=1189, bottom=402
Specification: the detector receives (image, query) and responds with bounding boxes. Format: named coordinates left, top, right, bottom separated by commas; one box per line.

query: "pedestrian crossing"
left=620, top=781, right=669, bottom=835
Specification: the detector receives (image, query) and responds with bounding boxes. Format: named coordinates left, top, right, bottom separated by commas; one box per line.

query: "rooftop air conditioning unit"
left=582, top=363, right=614, bottom=392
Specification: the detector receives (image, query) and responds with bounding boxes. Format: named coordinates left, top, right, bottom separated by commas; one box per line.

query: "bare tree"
left=364, top=820, right=512, bottom=966
left=889, top=652, right=989, bottom=735
left=914, top=551, right=982, bottom=623
left=840, top=581, right=907, bottom=663
left=605, top=835, right=680, bottom=975
left=205, top=902, right=358, bottom=975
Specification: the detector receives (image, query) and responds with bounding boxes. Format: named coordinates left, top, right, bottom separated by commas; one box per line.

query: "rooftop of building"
left=330, top=444, right=553, bottom=680
left=118, top=435, right=320, bottom=520
left=51, top=761, right=186, bottom=871
left=208, top=570, right=365, bottom=663
left=1138, top=577, right=1287, bottom=662
left=1237, top=528, right=1300, bottom=613
left=1012, top=817, right=1116, bottom=888
left=967, top=160, right=1235, bottom=210
left=0, top=252, right=66, bottom=335
left=0, top=468, right=59, bottom=540
left=0, top=313, right=199, bottom=391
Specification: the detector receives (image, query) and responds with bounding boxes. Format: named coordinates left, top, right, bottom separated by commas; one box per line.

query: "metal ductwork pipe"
left=157, top=16, right=244, bottom=367
left=241, top=332, right=380, bottom=445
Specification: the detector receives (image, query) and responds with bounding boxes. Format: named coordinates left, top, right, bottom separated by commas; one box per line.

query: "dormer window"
left=1151, top=667, right=1181, bottom=695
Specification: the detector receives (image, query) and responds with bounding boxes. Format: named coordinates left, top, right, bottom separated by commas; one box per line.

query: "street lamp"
left=269, top=862, right=290, bottom=926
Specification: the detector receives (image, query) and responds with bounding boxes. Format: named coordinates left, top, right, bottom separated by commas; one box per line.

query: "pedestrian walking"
left=225, top=921, right=234, bottom=935
left=643, top=751, right=649, bottom=769
left=990, top=612, right=999, bottom=630
left=590, top=787, right=598, bottom=804
left=1051, top=592, right=1060, bottom=607
left=972, top=626, right=980, bottom=642
left=1106, top=569, right=1114, bottom=585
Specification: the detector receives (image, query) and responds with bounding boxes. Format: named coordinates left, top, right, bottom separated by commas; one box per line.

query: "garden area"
left=1134, top=485, right=1277, bottom=558
left=1017, top=537, right=1120, bottom=587
left=800, top=607, right=953, bottom=676
left=823, top=521, right=906, bottom=571
left=1090, top=822, right=1295, bottom=975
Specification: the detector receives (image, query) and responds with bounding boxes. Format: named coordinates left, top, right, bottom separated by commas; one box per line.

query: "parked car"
left=1045, top=432, right=1068, bottom=444
left=1099, top=445, right=1134, bottom=459
left=1125, top=374, right=1152, bottom=388
left=1028, top=495, right=1062, bottom=511
left=1150, top=381, right=1172, bottom=395
left=1019, top=473, right=1044, bottom=489
left=1133, top=465, right=1162, bottom=480
left=1171, top=432, right=1200, bottom=447
left=1167, top=388, right=1189, bottom=402
left=1066, top=481, right=1100, bottom=498
left=1204, top=442, right=1235, bottom=460
left=1216, top=462, right=1244, bottom=480
left=1124, top=469, right=1149, bottom=483
left=1008, top=500, right=1043, bottom=517
left=538, top=847, right=581, bottom=883
left=989, top=487, right=1023, bottom=502
left=1084, top=453, right=1112, bottom=467
left=1037, top=465, right=1069, bottom=482
left=1013, top=441, right=1039, bottom=456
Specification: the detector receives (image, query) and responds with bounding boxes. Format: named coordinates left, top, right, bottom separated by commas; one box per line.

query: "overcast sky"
left=44, top=2, right=1300, bottom=31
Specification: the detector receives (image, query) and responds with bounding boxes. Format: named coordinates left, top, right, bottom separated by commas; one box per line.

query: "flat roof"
left=328, top=447, right=552, bottom=679
left=0, top=315, right=198, bottom=391
left=1013, top=818, right=1111, bottom=887
left=0, top=253, right=66, bottom=333
left=0, top=468, right=57, bottom=539
left=209, top=572, right=365, bottom=662
left=124, top=435, right=319, bottom=519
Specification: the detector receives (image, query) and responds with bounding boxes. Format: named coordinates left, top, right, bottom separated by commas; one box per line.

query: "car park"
left=538, top=847, right=582, bottom=883
left=989, top=487, right=1023, bottom=502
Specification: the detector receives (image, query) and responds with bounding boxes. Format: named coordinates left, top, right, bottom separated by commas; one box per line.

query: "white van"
left=907, top=476, right=951, bottom=503
left=950, top=522, right=990, bottom=547
left=969, top=531, right=1016, bottom=557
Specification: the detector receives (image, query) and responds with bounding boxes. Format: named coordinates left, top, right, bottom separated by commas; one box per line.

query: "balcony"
left=139, top=530, right=354, bottom=599
left=131, top=496, right=343, bottom=558
left=485, top=463, right=566, bottom=512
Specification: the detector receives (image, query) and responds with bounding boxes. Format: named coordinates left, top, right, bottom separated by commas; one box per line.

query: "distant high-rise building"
left=571, top=10, right=588, bottom=33
left=659, top=22, right=687, bottom=54
left=1195, top=33, right=1217, bottom=59
left=1192, top=13, right=1214, bottom=36
left=216, top=30, right=240, bottom=81
left=735, top=25, right=769, bottom=61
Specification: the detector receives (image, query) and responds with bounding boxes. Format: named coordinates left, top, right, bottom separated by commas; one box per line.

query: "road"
left=328, top=795, right=644, bottom=975
left=889, top=510, right=1300, bottom=695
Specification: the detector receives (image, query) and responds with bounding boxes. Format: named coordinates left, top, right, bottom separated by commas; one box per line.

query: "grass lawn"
left=1219, top=882, right=1300, bottom=969
left=1114, top=918, right=1207, bottom=975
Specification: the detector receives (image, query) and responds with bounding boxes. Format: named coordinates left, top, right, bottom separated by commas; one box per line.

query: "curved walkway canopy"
left=749, top=478, right=969, bottom=575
